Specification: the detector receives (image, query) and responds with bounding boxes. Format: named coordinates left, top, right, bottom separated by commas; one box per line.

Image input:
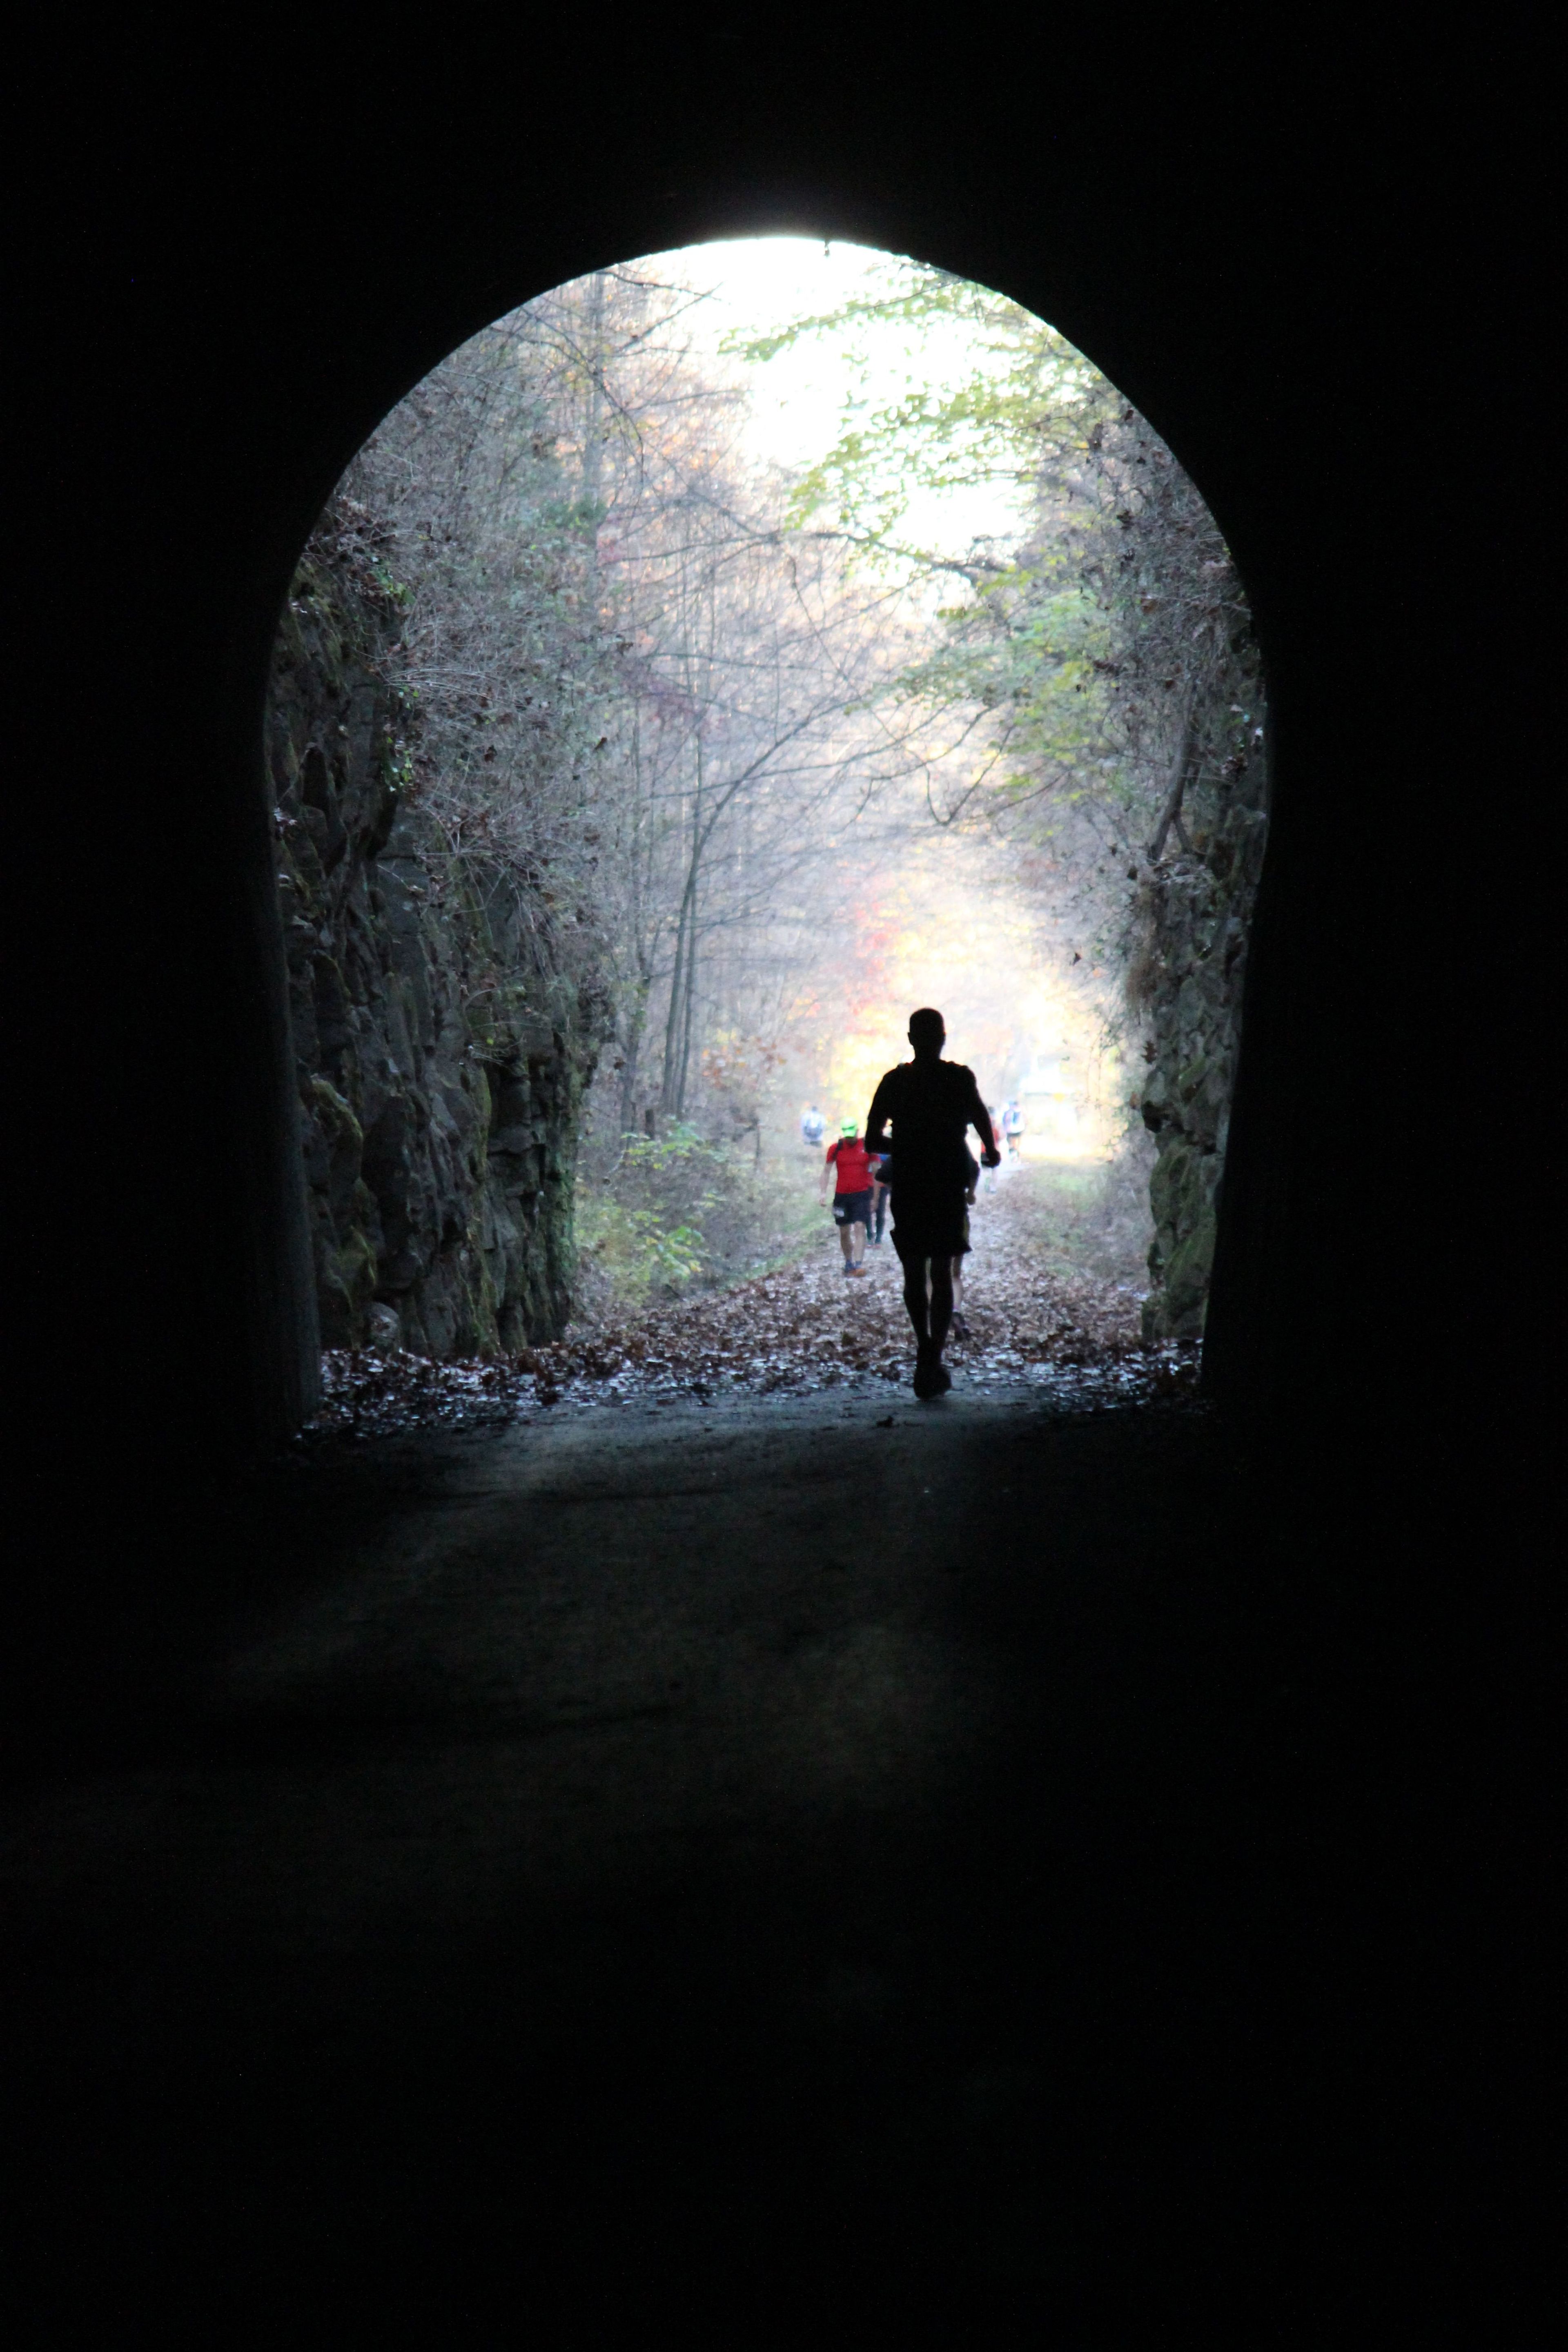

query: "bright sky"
left=633, top=236, right=1037, bottom=565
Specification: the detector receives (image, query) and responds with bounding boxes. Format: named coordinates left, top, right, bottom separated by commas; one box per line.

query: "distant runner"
left=819, top=1118, right=876, bottom=1276
left=868, top=1149, right=891, bottom=1247
left=1002, top=1099, right=1026, bottom=1160
left=801, top=1103, right=826, bottom=1151
left=865, top=1009, right=1000, bottom=1396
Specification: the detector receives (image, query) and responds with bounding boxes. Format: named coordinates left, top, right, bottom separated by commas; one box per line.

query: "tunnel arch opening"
left=263, top=236, right=1270, bottom=1432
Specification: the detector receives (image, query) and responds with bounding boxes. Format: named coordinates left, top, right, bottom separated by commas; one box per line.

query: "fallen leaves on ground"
left=306, top=1169, right=1200, bottom=1441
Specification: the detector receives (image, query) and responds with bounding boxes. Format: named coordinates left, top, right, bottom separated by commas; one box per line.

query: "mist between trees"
left=326, top=249, right=1266, bottom=1329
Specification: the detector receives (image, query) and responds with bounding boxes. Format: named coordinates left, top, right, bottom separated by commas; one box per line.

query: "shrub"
left=573, top=1123, right=816, bottom=1320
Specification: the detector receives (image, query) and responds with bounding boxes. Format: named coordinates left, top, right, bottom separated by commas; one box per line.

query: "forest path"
left=316, top=1156, right=1186, bottom=1437
left=2, top=1381, right=1263, bottom=2330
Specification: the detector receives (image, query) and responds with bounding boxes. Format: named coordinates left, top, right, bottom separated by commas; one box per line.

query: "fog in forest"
left=279, top=236, right=1265, bottom=1423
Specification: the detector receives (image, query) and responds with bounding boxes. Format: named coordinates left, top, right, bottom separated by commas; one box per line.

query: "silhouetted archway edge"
left=254, top=211, right=1281, bottom=1437
left=9, top=61, right=1531, bottom=2335
left=23, top=62, right=1475, bottom=1479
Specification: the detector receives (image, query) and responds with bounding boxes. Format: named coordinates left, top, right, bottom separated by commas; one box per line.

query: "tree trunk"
left=618, top=980, right=649, bottom=1135
left=675, top=922, right=698, bottom=1116
left=660, top=881, right=692, bottom=1116
left=660, top=735, right=704, bottom=1116
left=1148, top=684, right=1196, bottom=861
left=579, top=271, right=606, bottom=608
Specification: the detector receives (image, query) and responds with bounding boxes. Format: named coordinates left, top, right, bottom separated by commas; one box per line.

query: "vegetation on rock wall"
left=1122, top=550, right=1268, bottom=1339
left=1096, top=421, right=1269, bottom=1337
left=743, top=265, right=1270, bottom=1333
left=272, top=253, right=1267, bottom=1361
left=1128, top=753, right=1268, bottom=1336
left=266, top=502, right=607, bottom=1356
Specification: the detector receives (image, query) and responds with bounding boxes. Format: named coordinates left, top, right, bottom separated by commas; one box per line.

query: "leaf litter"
left=305, top=1167, right=1200, bottom=1441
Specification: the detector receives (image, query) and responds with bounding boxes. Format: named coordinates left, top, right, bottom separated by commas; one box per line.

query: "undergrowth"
left=573, top=1123, right=817, bottom=1321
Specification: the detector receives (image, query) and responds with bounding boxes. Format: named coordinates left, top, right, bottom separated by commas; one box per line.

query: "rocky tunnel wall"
left=265, top=518, right=606, bottom=1357
left=1132, top=686, right=1271, bottom=1341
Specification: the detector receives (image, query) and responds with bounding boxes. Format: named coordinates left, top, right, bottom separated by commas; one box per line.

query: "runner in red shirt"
left=819, top=1118, right=876, bottom=1276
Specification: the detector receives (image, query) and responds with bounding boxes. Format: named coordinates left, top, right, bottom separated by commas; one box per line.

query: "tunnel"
left=6, top=24, right=1538, bottom=2341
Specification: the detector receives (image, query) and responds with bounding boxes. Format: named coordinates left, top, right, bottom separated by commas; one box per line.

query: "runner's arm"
left=965, top=1076, right=1002, bottom=1167
left=818, top=1140, right=836, bottom=1203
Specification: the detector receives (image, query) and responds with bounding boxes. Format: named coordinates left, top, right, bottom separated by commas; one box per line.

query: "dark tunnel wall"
left=10, top=27, right=1528, bottom=1468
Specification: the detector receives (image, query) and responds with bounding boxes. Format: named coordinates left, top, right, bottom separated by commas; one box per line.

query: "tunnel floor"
left=0, top=1385, right=1461, bottom=2336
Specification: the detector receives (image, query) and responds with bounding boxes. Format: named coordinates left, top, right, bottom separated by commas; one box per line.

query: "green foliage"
left=575, top=1196, right=708, bottom=1299
left=893, top=565, right=1118, bottom=819
left=735, top=255, right=1256, bottom=875
left=368, top=559, right=413, bottom=610
left=728, top=263, right=1107, bottom=574
left=728, top=260, right=1139, bottom=832
left=575, top=1121, right=815, bottom=1315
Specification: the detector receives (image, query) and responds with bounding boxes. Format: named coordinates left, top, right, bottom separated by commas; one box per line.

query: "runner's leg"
left=947, top=1255, right=968, bottom=1338
left=928, top=1258, right=955, bottom=1350
left=901, top=1253, right=930, bottom=1342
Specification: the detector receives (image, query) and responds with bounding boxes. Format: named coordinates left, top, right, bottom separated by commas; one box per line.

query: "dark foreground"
left=1, top=1388, right=1524, bottom=2339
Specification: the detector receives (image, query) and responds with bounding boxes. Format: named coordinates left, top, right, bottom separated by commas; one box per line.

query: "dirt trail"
left=313, top=1160, right=1194, bottom=1438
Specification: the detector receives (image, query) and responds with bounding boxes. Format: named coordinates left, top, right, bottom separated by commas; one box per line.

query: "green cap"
left=840, top=1118, right=859, bottom=1136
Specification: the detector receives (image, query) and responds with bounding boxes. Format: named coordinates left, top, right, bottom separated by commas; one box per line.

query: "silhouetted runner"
left=865, top=1008, right=1000, bottom=1397
left=868, top=1149, right=890, bottom=1246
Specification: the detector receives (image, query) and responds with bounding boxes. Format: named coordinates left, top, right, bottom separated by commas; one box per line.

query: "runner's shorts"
left=890, top=1189, right=969, bottom=1262
left=832, top=1189, right=873, bottom=1227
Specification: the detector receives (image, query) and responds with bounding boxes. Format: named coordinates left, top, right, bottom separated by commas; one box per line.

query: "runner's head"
left=840, top=1118, right=859, bottom=1138
left=908, top=1007, right=945, bottom=1059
